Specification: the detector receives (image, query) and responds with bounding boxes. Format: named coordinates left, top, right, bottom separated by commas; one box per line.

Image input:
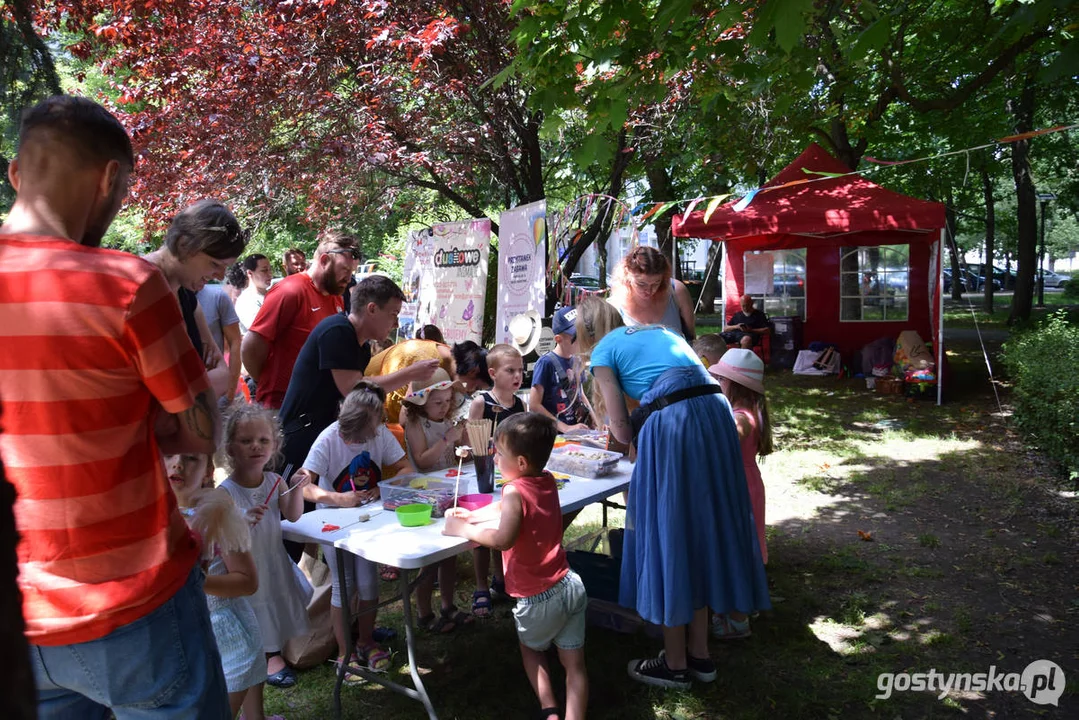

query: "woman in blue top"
left=575, top=297, right=769, bottom=690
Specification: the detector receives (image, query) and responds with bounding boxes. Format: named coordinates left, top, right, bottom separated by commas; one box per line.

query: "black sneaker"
left=660, top=650, right=716, bottom=683
left=627, top=655, right=691, bottom=689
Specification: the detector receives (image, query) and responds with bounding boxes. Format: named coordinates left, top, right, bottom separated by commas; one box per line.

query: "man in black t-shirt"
left=278, top=277, right=438, bottom=558
left=282, top=278, right=438, bottom=479
left=721, top=294, right=769, bottom=348
left=279, top=275, right=438, bottom=469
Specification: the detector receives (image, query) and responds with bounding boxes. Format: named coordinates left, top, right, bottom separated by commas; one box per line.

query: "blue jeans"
left=30, top=566, right=230, bottom=720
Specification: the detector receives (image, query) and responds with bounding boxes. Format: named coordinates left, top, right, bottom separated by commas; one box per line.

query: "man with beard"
left=0, top=96, right=228, bottom=716
left=242, top=230, right=361, bottom=408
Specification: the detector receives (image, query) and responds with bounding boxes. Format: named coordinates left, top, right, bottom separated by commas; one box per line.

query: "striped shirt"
left=0, top=235, right=208, bottom=646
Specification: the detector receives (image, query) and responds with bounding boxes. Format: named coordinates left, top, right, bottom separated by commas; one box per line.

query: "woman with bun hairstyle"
left=608, top=245, right=696, bottom=340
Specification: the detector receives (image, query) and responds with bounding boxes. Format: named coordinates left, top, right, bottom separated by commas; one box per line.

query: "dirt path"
left=760, top=333, right=1078, bottom=717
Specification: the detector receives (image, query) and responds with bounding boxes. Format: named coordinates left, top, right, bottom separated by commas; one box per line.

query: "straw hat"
left=508, top=309, right=543, bottom=356
left=404, top=368, right=454, bottom=406
left=709, top=349, right=765, bottom=395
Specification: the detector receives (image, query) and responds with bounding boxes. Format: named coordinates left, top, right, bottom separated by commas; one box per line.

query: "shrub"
left=1062, top=276, right=1079, bottom=300
left=1001, top=311, right=1079, bottom=480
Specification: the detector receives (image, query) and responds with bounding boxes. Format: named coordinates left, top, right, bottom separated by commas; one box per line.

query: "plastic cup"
left=457, top=494, right=493, bottom=512
left=473, top=454, right=495, bottom=493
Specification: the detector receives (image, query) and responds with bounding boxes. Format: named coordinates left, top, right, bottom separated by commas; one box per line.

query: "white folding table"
left=282, top=459, right=633, bottom=720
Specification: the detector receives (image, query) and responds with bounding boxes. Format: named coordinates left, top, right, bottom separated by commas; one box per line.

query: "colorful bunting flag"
left=732, top=188, right=760, bottom=212
left=801, top=167, right=846, bottom=178
left=703, top=194, right=731, bottom=224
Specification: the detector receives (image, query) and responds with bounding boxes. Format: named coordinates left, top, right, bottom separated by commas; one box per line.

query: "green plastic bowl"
left=395, top=503, right=433, bottom=527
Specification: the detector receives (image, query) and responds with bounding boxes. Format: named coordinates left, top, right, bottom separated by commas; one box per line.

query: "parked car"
left=773, top=273, right=806, bottom=295
left=569, top=274, right=602, bottom=290
left=1038, top=269, right=1072, bottom=288
left=983, top=265, right=1017, bottom=290
left=968, top=264, right=1016, bottom=290
left=944, top=268, right=1001, bottom=292
left=943, top=268, right=980, bottom=292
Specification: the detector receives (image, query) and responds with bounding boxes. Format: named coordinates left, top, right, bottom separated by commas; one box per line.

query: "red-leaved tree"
left=39, top=0, right=545, bottom=233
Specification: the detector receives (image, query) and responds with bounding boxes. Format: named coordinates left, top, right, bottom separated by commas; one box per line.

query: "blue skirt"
left=619, top=364, right=770, bottom=626
left=209, top=595, right=266, bottom=694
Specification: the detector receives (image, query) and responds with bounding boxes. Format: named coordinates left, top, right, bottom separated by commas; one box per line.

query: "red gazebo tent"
left=672, top=143, right=946, bottom=401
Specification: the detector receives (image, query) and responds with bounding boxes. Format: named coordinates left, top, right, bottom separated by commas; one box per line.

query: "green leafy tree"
left=1, top=0, right=62, bottom=207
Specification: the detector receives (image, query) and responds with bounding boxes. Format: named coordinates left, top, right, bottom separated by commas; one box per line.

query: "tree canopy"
left=2, top=0, right=1077, bottom=318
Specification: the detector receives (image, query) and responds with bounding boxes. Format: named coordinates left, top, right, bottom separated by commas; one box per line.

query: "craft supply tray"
left=546, top=446, right=622, bottom=478
left=379, top=475, right=455, bottom=517
left=555, top=429, right=610, bottom=450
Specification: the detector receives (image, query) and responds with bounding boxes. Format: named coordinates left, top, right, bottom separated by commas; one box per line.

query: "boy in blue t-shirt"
left=528, top=307, right=591, bottom=432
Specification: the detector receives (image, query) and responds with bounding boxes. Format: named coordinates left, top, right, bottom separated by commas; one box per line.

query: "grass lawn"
left=942, top=290, right=1077, bottom=329
left=264, top=330, right=1078, bottom=719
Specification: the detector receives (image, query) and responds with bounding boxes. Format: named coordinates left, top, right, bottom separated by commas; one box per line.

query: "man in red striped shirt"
left=0, top=96, right=230, bottom=718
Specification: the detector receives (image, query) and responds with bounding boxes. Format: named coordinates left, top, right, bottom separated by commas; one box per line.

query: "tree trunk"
left=946, top=203, right=963, bottom=299
left=824, top=116, right=870, bottom=169
left=982, top=166, right=995, bottom=313
left=1007, top=70, right=1038, bottom=325
left=545, top=131, right=634, bottom=312
left=698, top=240, right=723, bottom=316
left=644, top=158, right=679, bottom=280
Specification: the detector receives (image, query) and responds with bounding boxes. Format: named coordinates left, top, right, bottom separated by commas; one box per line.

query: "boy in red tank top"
left=444, top=413, right=589, bottom=720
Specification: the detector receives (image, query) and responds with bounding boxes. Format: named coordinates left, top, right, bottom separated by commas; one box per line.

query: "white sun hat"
left=708, top=348, right=765, bottom=395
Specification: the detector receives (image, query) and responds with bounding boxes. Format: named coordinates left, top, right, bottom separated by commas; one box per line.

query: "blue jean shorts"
left=30, top=566, right=231, bottom=720
left=512, top=570, right=587, bottom=651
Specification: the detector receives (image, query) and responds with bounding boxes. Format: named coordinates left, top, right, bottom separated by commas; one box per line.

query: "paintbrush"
left=452, top=445, right=471, bottom=510
left=280, top=481, right=304, bottom=496
left=264, top=463, right=293, bottom=506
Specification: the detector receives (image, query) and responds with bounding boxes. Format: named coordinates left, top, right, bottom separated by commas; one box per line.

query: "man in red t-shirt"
left=0, top=96, right=229, bottom=717
left=242, top=231, right=361, bottom=407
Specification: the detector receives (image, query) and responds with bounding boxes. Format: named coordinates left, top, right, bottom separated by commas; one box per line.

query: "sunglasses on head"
left=327, top=247, right=363, bottom=260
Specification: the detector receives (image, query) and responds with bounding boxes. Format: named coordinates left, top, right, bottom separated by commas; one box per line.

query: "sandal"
left=335, top=655, right=368, bottom=686
left=471, top=589, right=493, bottom=618
left=372, top=626, right=397, bottom=643
left=490, top=578, right=508, bottom=600
left=421, top=612, right=455, bottom=634
left=266, top=665, right=297, bottom=688
left=380, top=566, right=399, bottom=582
left=711, top=612, right=751, bottom=640
left=356, top=642, right=391, bottom=673
left=441, top=605, right=474, bottom=627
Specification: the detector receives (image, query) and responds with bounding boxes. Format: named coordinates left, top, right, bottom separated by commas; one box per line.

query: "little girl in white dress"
left=218, top=402, right=311, bottom=700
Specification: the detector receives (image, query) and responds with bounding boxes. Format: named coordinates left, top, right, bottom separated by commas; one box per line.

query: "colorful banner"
left=400, top=219, right=491, bottom=345
left=496, top=200, right=547, bottom=343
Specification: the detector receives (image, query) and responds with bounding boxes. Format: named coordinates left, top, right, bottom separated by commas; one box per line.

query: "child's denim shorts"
left=512, top=570, right=587, bottom=651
